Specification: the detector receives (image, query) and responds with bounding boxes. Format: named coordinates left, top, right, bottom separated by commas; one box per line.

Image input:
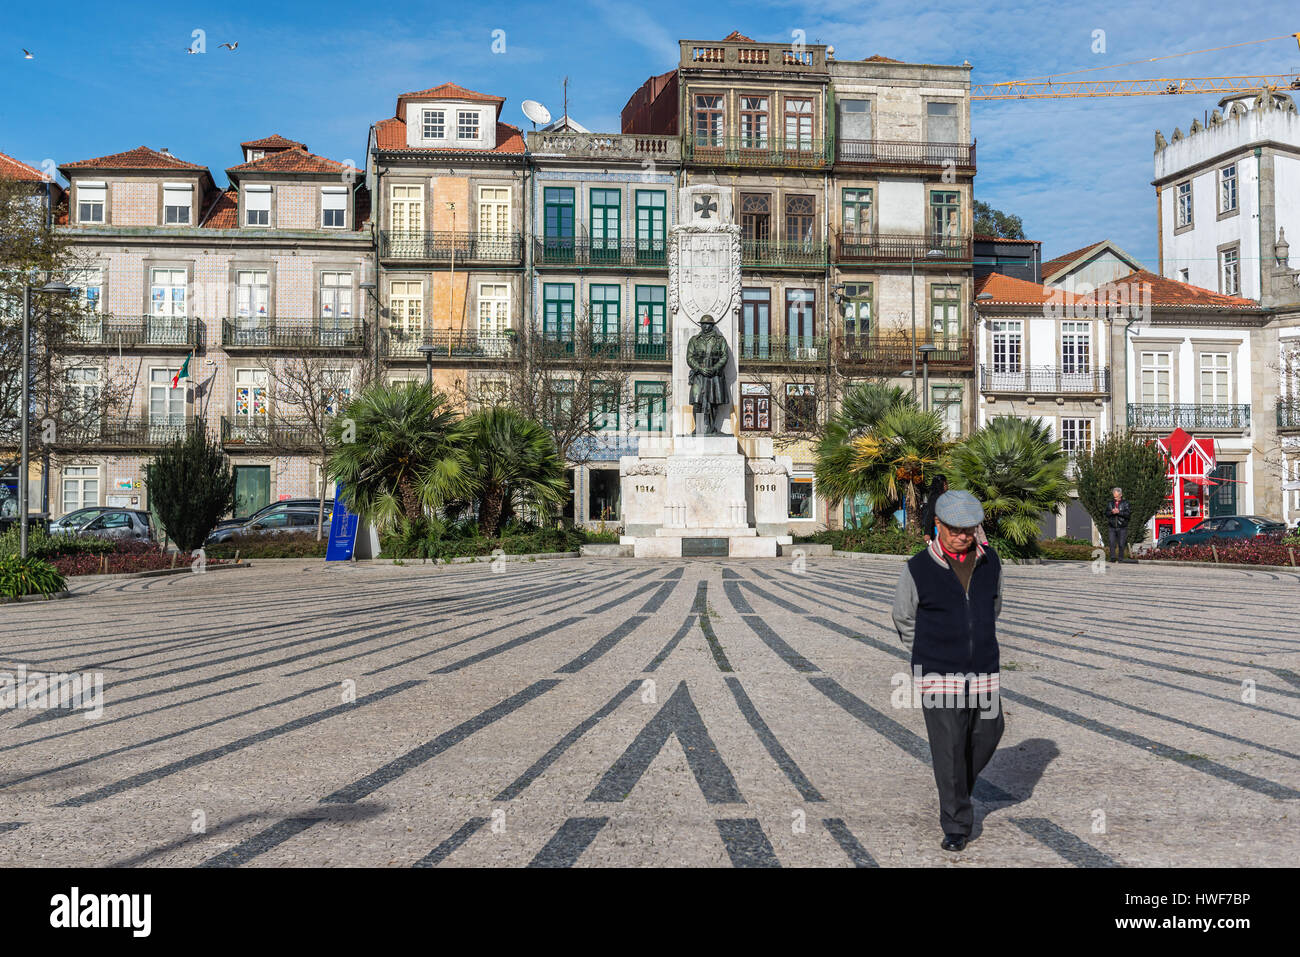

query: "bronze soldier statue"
left=686, top=315, right=729, bottom=435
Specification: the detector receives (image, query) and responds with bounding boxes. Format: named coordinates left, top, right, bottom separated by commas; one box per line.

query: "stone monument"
left=619, top=185, right=793, bottom=557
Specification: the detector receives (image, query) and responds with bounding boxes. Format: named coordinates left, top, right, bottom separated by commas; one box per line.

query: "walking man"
left=892, top=490, right=1004, bottom=852
left=1107, top=487, right=1131, bottom=563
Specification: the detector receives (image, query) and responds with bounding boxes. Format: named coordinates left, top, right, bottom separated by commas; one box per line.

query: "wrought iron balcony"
left=1277, top=398, right=1300, bottom=431
left=221, top=318, right=367, bottom=352
left=51, top=416, right=193, bottom=449
left=378, top=230, right=523, bottom=263
left=742, top=239, right=829, bottom=268
left=837, top=139, right=976, bottom=170
left=1127, top=403, right=1251, bottom=431
left=735, top=335, right=828, bottom=364
left=66, top=314, right=198, bottom=351
left=836, top=335, right=972, bottom=369
left=979, top=365, right=1111, bottom=394
left=836, top=232, right=972, bottom=263
left=220, top=416, right=320, bottom=449
left=684, top=138, right=830, bottom=169
left=383, top=328, right=520, bottom=360
left=533, top=237, right=668, bottom=268
left=526, top=131, right=680, bottom=163
left=535, top=329, right=672, bottom=362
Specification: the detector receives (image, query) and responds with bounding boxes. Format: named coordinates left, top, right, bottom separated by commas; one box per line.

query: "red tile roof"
left=374, top=116, right=525, bottom=154
left=396, top=83, right=505, bottom=121
left=227, top=147, right=359, bottom=175
left=62, top=145, right=206, bottom=172
left=975, top=272, right=1085, bottom=306
left=1107, top=269, right=1259, bottom=309
left=0, top=151, right=50, bottom=182
left=240, top=134, right=307, bottom=151
left=1041, top=241, right=1106, bottom=278
left=200, top=187, right=238, bottom=229
left=974, top=233, right=1040, bottom=244
left=723, top=31, right=755, bottom=42
left=862, top=54, right=903, bottom=63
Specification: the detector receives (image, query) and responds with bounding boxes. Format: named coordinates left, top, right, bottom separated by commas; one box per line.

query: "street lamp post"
left=918, top=344, right=939, bottom=410
left=417, top=344, right=435, bottom=388
left=910, top=249, right=948, bottom=398
left=19, top=280, right=73, bottom=559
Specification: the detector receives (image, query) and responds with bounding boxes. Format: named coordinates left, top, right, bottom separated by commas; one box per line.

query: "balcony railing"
left=836, top=232, right=972, bottom=263
left=742, top=239, right=829, bottom=268
left=221, top=318, right=367, bottom=351
left=837, top=139, right=976, bottom=170
left=220, top=416, right=320, bottom=449
left=527, top=131, right=680, bottom=162
left=980, top=365, right=1111, bottom=394
left=383, top=329, right=520, bottom=360
left=685, top=138, right=830, bottom=169
left=1127, top=403, right=1251, bottom=431
left=378, top=230, right=523, bottom=263
left=533, top=237, right=668, bottom=268
left=836, top=335, right=972, bottom=368
left=1278, top=398, right=1300, bottom=431
left=736, top=335, right=828, bottom=364
left=535, top=330, right=672, bottom=362
left=52, top=416, right=192, bottom=449
left=680, top=39, right=827, bottom=72
left=67, top=315, right=198, bottom=350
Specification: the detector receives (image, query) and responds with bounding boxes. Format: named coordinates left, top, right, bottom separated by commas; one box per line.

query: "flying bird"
left=22, top=49, right=34, bottom=59
left=219, top=42, right=238, bottom=51
left=186, top=47, right=198, bottom=54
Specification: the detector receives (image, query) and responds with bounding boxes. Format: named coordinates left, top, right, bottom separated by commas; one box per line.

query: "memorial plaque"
left=681, top=537, right=729, bottom=557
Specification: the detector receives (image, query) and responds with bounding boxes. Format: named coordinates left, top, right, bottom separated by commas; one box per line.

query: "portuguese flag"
left=171, top=352, right=193, bottom=389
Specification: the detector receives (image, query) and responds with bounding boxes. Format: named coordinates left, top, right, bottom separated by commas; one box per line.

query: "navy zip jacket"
left=892, top=539, right=1002, bottom=675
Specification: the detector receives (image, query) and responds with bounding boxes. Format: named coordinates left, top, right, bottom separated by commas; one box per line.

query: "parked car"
left=49, top=507, right=115, bottom=534
left=1157, top=515, right=1287, bottom=549
left=211, top=498, right=324, bottom=532
left=75, top=509, right=154, bottom=541
left=206, top=505, right=332, bottom=544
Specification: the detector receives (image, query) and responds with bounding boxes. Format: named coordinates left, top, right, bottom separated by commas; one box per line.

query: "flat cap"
left=935, top=489, right=984, bottom=528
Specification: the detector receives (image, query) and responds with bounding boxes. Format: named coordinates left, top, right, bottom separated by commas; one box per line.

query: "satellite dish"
left=522, top=100, right=552, bottom=128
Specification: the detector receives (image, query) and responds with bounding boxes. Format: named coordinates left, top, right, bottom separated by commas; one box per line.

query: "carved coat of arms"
left=669, top=230, right=741, bottom=321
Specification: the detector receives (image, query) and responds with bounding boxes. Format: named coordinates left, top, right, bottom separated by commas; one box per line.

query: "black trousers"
left=921, top=696, right=1005, bottom=836
left=1107, top=526, right=1128, bottom=562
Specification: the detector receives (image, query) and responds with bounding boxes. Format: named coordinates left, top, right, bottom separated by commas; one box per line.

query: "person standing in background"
left=1107, top=487, right=1132, bottom=563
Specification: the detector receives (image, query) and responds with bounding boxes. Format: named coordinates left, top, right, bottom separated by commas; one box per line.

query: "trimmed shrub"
left=1147, top=537, right=1298, bottom=567
left=0, top=526, right=114, bottom=560
left=0, top=556, right=67, bottom=599
left=800, top=525, right=925, bottom=555
left=205, top=532, right=329, bottom=560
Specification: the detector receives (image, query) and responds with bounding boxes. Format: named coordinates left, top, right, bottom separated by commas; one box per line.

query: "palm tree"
left=460, top=405, right=569, bottom=538
left=946, top=416, right=1072, bottom=551
left=847, top=405, right=946, bottom=533
left=813, top=382, right=915, bottom=527
left=326, top=382, right=472, bottom=529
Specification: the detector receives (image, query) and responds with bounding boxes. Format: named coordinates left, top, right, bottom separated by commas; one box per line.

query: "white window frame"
left=321, top=187, right=347, bottom=229
left=422, top=109, right=446, bottom=140
left=477, top=282, right=510, bottom=342
left=1176, top=181, right=1192, bottom=228
left=457, top=110, right=480, bottom=140
left=62, top=465, right=100, bottom=514
left=990, top=320, right=1023, bottom=374
left=1220, top=247, right=1240, bottom=296
left=245, top=185, right=272, bottom=227
left=163, top=182, right=192, bottom=225
left=1220, top=164, right=1238, bottom=213
left=1199, top=352, right=1231, bottom=404
left=1140, top=351, right=1172, bottom=404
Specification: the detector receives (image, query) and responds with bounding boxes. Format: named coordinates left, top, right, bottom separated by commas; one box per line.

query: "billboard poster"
left=325, top=484, right=360, bottom=562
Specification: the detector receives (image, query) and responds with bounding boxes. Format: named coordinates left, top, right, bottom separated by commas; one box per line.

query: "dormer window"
left=247, top=149, right=265, bottom=162
left=321, top=187, right=347, bottom=228
left=422, top=109, right=445, bottom=139
left=77, top=182, right=106, bottom=223
left=457, top=110, right=479, bottom=140
left=245, top=185, right=271, bottom=226
left=164, top=183, right=192, bottom=224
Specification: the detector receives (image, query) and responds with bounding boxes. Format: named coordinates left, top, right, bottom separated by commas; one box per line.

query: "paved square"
left=1, top=556, right=1297, bottom=867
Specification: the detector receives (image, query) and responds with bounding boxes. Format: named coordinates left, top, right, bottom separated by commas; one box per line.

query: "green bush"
left=205, top=531, right=329, bottom=559
left=379, top=516, right=587, bottom=560
left=1037, top=539, right=1098, bottom=561
left=801, top=525, right=925, bottom=555
left=0, top=556, right=67, bottom=599
left=0, top=526, right=114, bottom=560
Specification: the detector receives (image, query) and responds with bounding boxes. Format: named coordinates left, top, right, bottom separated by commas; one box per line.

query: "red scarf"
left=939, top=541, right=972, bottom=563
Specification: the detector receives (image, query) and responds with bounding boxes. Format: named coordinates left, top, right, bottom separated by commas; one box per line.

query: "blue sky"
left=3, top=0, right=1298, bottom=269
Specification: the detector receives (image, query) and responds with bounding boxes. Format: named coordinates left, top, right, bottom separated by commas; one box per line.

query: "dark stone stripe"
left=0, top=683, right=334, bottom=791
left=57, top=680, right=422, bottom=807
left=661, top=566, right=685, bottom=579
left=199, top=817, right=322, bottom=868
left=735, top=578, right=810, bottom=614
left=823, top=818, right=878, bottom=867
left=741, top=615, right=820, bottom=673
left=583, top=581, right=664, bottom=616
left=807, top=676, right=1019, bottom=804
left=495, top=681, right=642, bottom=801
left=643, top=617, right=695, bottom=673
left=322, top=679, right=560, bottom=804
left=527, top=817, right=610, bottom=868
left=723, top=580, right=755, bottom=613
left=691, top=582, right=733, bottom=672
left=555, top=617, right=648, bottom=674
left=280, top=623, right=455, bottom=676
left=587, top=681, right=744, bottom=805
left=364, top=617, right=529, bottom=675
left=1270, top=668, right=1300, bottom=690
left=413, top=818, right=489, bottom=868
left=1128, top=674, right=1300, bottom=723
left=638, top=580, right=679, bottom=614
left=0, top=822, right=23, bottom=834
left=431, top=619, right=584, bottom=674
left=716, top=818, right=781, bottom=868
left=999, top=687, right=1300, bottom=800
left=725, top=677, right=824, bottom=802
left=1010, top=817, right=1121, bottom=867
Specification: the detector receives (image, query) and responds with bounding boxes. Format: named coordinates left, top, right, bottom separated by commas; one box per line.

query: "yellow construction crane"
left=972, top=31, right=1300, bottom=100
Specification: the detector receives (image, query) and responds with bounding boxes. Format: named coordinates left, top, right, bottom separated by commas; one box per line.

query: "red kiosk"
left=1153, top=427, right=1216, bottom=541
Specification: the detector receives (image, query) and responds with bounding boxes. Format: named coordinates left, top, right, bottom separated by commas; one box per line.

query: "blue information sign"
left=325, top=484, right=360, bottom=562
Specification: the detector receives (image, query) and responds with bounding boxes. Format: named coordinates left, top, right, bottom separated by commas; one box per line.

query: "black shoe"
left=941, top=833, right=968, bottom=852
